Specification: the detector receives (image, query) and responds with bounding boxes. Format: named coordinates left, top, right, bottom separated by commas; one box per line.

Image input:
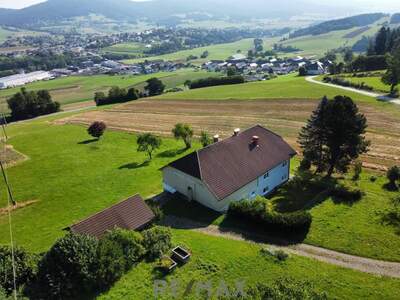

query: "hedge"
left=323, top=76, right=374, bottom=92
left=228, top=198, right=312, bottom=233
left=189, top=75, right=245, bottom=89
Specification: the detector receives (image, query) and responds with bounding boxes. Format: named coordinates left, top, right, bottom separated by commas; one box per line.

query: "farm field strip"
left=57, top=99, right=400, bottom=171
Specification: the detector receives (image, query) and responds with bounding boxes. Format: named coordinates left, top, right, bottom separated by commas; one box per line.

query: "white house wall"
left=162, top=159, right=291, bottom=213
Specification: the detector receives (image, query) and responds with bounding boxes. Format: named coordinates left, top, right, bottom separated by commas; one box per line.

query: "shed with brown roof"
left=162, top=125, right=296, bottom=212
left=70, top=194, right=155, bottom=238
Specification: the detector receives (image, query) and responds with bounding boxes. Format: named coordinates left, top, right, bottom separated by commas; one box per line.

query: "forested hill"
left=391, top=13, right=400, bottom=24
left=0, top=0, right=352, bottom=27
left=290, top=13, right=387, bottom=38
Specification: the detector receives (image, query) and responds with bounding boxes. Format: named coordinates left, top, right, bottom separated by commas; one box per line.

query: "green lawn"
left=0, top=117, right=199, bottom=252
left=102, top=42, right=147, bottom=55
left=156, top=74, right=377, bottom=103
left=279, top=18, right=386, bottom=57
left=0, top=69, right=211, bottom=112
left=99, top=229, right=400, bottom=300
left=345, top=76, right=395, bottom=93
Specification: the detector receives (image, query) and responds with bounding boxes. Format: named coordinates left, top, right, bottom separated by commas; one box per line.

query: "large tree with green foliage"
left=382, top=47, right=400, bottom=96
left=137, top=133, right=162, bottom=160
left=7, top=88, right=60, bottom=121
left=30, top=233, right=98, bottom=299
left=298, top=96, right=369, bottom=177
left=144, top=78, right=165, bottom=96
left=172, top=123, right=194, bottom=149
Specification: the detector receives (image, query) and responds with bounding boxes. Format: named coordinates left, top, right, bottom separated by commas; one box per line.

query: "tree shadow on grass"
left=157, top=148, right=188, bottom=158
left=78, top=138, right=98, bottom=145
left=382, top=182, right=399, bottom=192
left=119, top=160, right=150, bottom=170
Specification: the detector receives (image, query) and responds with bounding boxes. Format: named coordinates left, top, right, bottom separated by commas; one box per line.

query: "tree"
left=127, top=87, right=139, bottom=100
left=387, top=166, right=400, bottom=188
left=137, top=133, right=162, bottom=160
left=88, top=121, right=107, bottom=140
left=254, top=38, right=264, bottom=52
left=108, top=86, right=127, bottom=101
left=343, top=48, right=354, bottom=63
left=382, top=47, right=400, bottom=96
left=200, top=50, right=209, bottom=58
left=0, top=246, right=39, bottom=296
left=374, top=26, right=389, bottom=55
left=103, top=229, right=146, bottom=270
left=298, top=96, right=369, bottom=177
left=172, top=123, right=194, bottom=149
left=142, top=226, right=172, bottom=260
left=144, top=78, right=165, bottom=96
left=95, top=239, right=126, bottom=289
left=7, top=88, right=60, bottom=121
left=94, top=91, right=107, bottom=105
left=31, top=234, right=98, bottom=299
left=199, top=131, right=212, bottom=147
left=227, top=66, right=237, bottom=77
left=298, top=66, right=307, bottom=76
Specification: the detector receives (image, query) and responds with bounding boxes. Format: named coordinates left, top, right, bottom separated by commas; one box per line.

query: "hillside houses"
left=202, top=55, right=328, bottom=77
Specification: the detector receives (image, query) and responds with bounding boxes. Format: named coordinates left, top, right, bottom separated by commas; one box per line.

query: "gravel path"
left=163, top=215, right=400, bottom=278
left=306, top=76, right=400, bottom=105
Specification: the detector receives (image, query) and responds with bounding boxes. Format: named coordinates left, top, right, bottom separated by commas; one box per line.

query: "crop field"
left=0, top=69, right=210, bottom=112
left=57, top=98, right=400, bottom=172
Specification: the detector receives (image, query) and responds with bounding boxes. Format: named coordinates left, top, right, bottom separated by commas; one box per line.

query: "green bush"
left=189, top=75, right=245, bottom=89
left=260, top=248, right=288, bottom=262
left=95, top=239, right=127, bottom=289
left=0, top=246, right=39, bottom=296
left=228, top=198, right=312, bottom=233
left=142, top=226, right=172, bottom=260
left=29, top=233, right=98, bottom=299
left=103, top=229, right=146, bottom=270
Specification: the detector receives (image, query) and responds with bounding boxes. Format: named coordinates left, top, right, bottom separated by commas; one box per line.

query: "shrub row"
left=323, top=76, right=374, bottom=91
left=188, top=75, right=245, bottom=89
left=228, top=198, right=312, bottom=233
left=95, top=86, right=140, bottom=106
left=1, top=226, right=171, bottom=299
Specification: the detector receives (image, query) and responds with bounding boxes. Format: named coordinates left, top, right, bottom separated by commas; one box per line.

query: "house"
left=162, top=125, right=296, bottom=212
left=306, top=61, right=325, bottom=75
left=69, top=194, right=155, bottom=238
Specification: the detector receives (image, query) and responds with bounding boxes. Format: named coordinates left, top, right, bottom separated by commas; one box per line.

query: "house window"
left=263, top=186, right=269, bottom=194
left=282, top=160, right=288, bottom=167
left=263, top=172, right=269, bottom=179
left=250, top=192, right=256, bottom=198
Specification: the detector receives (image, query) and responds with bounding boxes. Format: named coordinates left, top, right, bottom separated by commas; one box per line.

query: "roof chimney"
left=252, top=135, right=260, bottom=146
left=233, top=128, right=241, bottom=136
left=213, top=134, right=220, bottom=143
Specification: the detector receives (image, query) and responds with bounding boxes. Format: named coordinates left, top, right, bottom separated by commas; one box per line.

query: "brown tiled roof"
left=166, top=125, right=296, bottom=200
left=70, top=194, right=155, bottom=238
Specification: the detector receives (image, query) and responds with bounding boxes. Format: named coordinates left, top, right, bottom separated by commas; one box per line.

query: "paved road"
left=163, top=215, right=400, bottom=278
left=306, top=76, right=400, bottom=105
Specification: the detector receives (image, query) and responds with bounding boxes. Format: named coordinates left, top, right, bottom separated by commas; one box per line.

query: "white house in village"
left=161, top=125, right=296, bottom=212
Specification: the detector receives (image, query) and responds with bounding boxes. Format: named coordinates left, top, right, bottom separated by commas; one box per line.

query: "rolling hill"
left=0, top=0, right=354, bottom=27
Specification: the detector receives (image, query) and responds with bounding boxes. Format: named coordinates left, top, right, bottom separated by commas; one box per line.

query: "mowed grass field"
left=0, top=69, right=212, bottom=112
left=157, top=74, right=376, bottom=103
left=273, top=17, right=386, bottom=57
left=99, top=230, right=400, bottom=300
left=102, top=42, right=147, bottom=55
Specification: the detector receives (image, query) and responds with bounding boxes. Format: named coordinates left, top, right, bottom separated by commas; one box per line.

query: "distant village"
left=0, top=29, right=329, bottom=89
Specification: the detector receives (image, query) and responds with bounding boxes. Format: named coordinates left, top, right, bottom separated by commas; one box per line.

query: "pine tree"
left=298, top=96, right=369, bottom=177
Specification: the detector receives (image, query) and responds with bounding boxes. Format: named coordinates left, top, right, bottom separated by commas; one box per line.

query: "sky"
left=0, top=0, right=399, bottom=11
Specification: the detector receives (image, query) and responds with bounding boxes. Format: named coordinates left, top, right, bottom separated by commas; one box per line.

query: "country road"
left=306, top=76, right=400, bottom=105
